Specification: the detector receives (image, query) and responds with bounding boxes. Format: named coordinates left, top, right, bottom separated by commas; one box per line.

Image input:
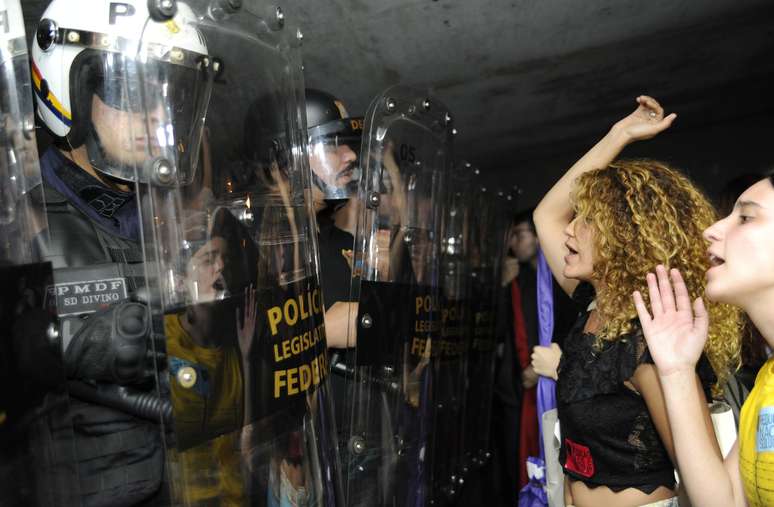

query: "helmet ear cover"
left=66, top=49, right=105, bottom=149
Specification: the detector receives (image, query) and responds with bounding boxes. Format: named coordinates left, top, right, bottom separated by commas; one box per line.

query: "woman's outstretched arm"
left=534, top=96, right=676, bottom=296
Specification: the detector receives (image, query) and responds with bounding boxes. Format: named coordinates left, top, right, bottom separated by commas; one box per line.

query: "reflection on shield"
left=463, top=184, right=513, bottom=473
left=0, top=262, right=82, bottom=507
left=0, top=0, right=81, bottom=503
left=429, top=162, right=474, bottom=502
left=130, top=2, right=342, bottom=505
left=341, top=86, right=454, bottom=507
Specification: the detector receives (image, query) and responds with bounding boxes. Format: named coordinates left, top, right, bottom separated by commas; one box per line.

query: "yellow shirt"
left=165, top=313, right=245, bottom=506
left=739, top=357, right=774, bottom=507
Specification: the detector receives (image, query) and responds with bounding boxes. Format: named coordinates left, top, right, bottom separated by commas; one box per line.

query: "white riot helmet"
left=31, top=0, right=214, bottom=183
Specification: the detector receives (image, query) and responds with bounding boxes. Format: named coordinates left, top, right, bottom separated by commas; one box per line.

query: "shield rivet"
left=385, top=97, right=397, bottom=112
left=275, top=7, right=285, bottom=28
left=154, top=158, right=175, bottom=185
left=177, top=367, right=197, bottom=388
left=350, top=436, right=366, bottom=455
left=367, top=192, right=380, bottom=209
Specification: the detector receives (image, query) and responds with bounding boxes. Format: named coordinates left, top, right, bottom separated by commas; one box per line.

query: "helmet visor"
left=82, top=49, right=212, bottom=184
left=307, top=119, right=361, bottom=200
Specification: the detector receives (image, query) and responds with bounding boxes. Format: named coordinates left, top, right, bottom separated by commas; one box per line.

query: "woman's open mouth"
left=213, top=276, right=229, bottom=299
left=707, top=252, right=725, bottom=273
left=564, top=243, right=579, bottom=264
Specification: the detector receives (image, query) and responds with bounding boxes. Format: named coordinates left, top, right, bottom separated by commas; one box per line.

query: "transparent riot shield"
left=0, top=1, right=81, bottom=505
left=31, top=0, right=341, bottom=505
left=131, top=3, right=341, bottom=506
left=463, top=185, right=512, bottom=470
left=429, top=161, right=473, bottom=503
left=342, top=86, right=453, bottom=507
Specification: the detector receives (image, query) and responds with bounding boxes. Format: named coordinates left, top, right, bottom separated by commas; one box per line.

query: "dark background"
left=24, top=0, right=774, bottom=208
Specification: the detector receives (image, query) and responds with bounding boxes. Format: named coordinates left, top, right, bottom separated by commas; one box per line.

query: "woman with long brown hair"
left=534, top=96, right=740, bottom=506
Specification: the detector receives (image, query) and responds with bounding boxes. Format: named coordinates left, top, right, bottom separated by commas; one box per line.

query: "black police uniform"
left=33, top=147, right=167, bottom=507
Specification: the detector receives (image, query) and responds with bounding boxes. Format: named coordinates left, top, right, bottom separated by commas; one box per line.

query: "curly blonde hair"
left=573, top=159, right=741, bottom=395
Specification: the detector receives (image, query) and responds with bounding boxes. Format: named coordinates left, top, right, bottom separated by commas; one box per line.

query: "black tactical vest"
left=38, top=182, right=166, bottom=507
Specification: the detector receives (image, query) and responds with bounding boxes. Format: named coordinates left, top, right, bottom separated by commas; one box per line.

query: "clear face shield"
left=73, top=43, right=213, bottom=183
left=307, top=118, right=362, bottom=200
left=0, top=48, right=41, bottom=228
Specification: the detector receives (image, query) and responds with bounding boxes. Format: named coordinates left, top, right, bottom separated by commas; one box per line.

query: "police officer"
left=305, top=88, right=362, bottom=347
left=29, top=0, right=212, bottom=504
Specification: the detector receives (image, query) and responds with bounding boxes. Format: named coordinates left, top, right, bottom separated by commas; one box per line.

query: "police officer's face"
left=186, top=237, right=229, bottom=302
left=91, top=93, right=165, bottom=165
left=309, top=142, right=357, bottom=207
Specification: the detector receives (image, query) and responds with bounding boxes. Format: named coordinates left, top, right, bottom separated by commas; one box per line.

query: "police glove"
left=63, top=302, right=162, bottom=385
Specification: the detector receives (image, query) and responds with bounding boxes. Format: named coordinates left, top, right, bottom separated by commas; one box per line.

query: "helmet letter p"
left=109, top=2, right=136, bottom=24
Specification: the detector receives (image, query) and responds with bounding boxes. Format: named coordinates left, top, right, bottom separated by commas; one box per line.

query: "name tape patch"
left=46, top=278, right=129, bottom=316
left=758, top=406, right=774, bottom=452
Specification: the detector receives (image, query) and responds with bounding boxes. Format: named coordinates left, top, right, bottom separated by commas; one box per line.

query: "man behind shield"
left=29, top=0, right=214, bottom=504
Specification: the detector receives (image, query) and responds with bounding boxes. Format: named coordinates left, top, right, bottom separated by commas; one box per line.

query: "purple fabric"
left=536, top=248, right=557, bottom=460
left=518, top=456, right=548, bottom=507
left=519, top=250, right=555, bottom=507
left=407, top=366, right=431, bottom=507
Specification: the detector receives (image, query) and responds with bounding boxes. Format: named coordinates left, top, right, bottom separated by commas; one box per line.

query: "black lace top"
left=557, top=283, right=716, bottom=493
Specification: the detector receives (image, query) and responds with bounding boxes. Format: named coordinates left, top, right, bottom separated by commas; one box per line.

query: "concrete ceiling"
left=286, top=0, right=774, bottom=202
left=23, top=0, right=774, bottom=206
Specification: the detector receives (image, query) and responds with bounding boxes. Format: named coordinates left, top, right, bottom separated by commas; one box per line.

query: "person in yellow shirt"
left=632, top=173, right=774, bottom=507
left=166, top=208, right=259, bottom=506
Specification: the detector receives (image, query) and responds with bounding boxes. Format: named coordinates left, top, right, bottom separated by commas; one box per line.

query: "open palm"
left=612, top=95, right=677, bottom=142
left=237, top=285, right=258, bottom=358
left=633, top=265, right=708, bottom=377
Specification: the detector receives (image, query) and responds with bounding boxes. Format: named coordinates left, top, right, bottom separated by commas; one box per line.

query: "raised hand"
left=611, top=95, right=677, bottom=143
left=632, top=265, right=708, bottom=377
left=236, top=285, right=258, bottom=358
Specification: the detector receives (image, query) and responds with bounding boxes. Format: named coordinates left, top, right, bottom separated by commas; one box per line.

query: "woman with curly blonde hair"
left=533, top=96, right=741, bottom=507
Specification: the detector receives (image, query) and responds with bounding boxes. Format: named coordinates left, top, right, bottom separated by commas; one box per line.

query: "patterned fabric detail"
left=564, top=438, right=595, bottom=478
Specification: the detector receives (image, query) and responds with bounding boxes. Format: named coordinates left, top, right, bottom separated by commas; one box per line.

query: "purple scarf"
left=536, top=248, right=556, bottom=459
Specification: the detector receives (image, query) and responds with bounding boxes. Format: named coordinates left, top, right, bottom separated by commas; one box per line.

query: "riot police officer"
left=29, top=1, right=212, bottom=504
left=25, top=1, right=344, bottom=506
left=305, top=88, right=361, bottom=332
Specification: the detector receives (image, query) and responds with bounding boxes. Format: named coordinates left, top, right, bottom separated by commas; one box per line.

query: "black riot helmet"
left=305, top=89, right=362, bottom=200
